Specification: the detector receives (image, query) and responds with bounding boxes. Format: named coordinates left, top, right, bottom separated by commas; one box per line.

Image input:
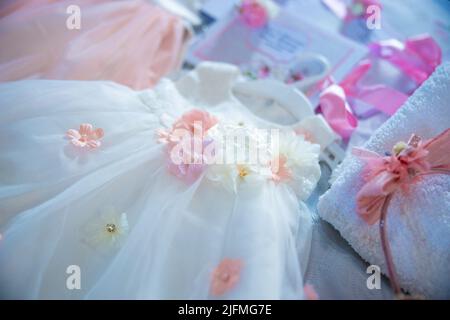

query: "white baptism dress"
left=0, top=62, right=321, bottom=299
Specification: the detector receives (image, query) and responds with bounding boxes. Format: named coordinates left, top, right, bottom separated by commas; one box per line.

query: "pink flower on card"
left=210, top=259, right=243, bottom=296
left=66, top=123, right=104, bottom=148
left=239, top=0, right=269, bottom=28
left=303, top=284, right=319, bottom=300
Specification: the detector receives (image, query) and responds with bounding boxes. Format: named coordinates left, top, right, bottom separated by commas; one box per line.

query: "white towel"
left=318, top=62, right=450, bottom=299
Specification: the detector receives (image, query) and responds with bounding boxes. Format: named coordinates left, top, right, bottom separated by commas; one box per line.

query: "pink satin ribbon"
left=369, top=35, right=442, bottom=86
left=319, top=82, right=359, bottom=139
left=353, top=128, right=450, bottom=296
left=319, top=35, right=441, bottom=139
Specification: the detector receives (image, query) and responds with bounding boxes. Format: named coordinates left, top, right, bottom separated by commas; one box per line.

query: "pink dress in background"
left=0, top=0, right=190, bottom=89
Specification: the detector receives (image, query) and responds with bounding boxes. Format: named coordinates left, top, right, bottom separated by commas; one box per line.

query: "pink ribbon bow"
left=353, top=128, right=450, bottom=295
left=319, top=35, right=441, bottom=140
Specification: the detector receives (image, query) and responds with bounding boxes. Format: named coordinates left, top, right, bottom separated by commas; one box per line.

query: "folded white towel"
left=318, top=62, right=450, bottom=299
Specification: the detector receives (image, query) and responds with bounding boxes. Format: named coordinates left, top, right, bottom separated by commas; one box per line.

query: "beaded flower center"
left=105, top=223, right=117, bottom=233
left=238, top=167, right=249, bottom=178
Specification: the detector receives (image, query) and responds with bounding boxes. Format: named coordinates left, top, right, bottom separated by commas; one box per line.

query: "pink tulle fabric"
left=0, top=0, right=189, bottom=89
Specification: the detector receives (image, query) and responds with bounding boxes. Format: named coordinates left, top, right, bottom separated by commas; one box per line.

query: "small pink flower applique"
left=303, top=284, right=319, bottom=300
left=239, top=0, right=269, bottom=28
left=210, top=258, right=243, bottom=297
left=271, top=155, right=292, bottom=182
left=66, top=123, right=104, bottom=148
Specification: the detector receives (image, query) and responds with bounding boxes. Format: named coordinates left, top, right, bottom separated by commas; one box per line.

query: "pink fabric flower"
left=172, top=109, right=218, bottom=136
left=166, top=137, right=213, bottom=184
left=157, top=109, right=218, bottom=144
left=239, top=0, right=268, bottom=28
left=210, top=259, right=243, bottom=296
left=66, top=123, right=104, bottom=148
left=271, top=155, right=292, bottom=182
left=303, top=284, right=319, bottom=300
left=158, top=110, right=218, bottom=184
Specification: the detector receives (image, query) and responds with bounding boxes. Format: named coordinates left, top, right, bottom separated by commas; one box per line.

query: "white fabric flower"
left=273, top=131, right=321, bottom=200
left=205, top=122, right=273, bottom=193
left=83, top=206, right=129, bottom=250
left=206, top=122, right=272, bottom=164
left=206, top=162, right=272, bottom=193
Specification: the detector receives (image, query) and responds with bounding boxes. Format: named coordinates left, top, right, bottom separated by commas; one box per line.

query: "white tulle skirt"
left=0, top=79, right=314, bottom=299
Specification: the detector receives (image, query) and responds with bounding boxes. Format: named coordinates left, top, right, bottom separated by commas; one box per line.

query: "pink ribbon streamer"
left=319, top=35, right=441, bottom=139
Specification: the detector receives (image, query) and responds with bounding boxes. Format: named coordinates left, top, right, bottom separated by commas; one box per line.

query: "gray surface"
left=302, top=162, right=393, bottom=299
